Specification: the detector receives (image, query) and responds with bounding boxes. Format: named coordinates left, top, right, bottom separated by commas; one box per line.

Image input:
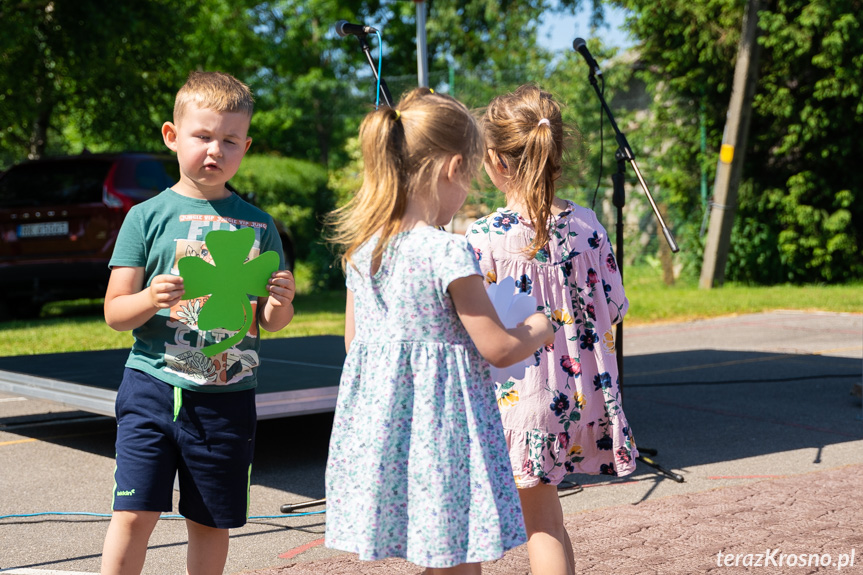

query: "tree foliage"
left=751, top=1, right=863, bottom=282
left=0, top=0, right=262, bottom=163
left=0, top=0, right=599, bottom=164
left=11, top=0, right=860, bottom=285
left=0, top=0, right=645, bottom=283
left=612, top=0, right=863, bottom=283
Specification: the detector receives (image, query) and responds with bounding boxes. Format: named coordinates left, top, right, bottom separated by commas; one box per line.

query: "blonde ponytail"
left=483, top=84, right=564, bottom=258
left=327, top=88, right=484, bottom=269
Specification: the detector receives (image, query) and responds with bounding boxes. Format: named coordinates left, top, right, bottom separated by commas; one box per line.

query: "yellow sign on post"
left=719, top=144, right=735, bottom=164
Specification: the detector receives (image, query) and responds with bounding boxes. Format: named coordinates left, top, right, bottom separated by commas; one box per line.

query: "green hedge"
left=231, top=154, right=342, bottom=288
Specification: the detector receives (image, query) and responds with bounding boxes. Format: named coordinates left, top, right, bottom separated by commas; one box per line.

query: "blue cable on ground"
left=0, top=510, right=325, bottom=521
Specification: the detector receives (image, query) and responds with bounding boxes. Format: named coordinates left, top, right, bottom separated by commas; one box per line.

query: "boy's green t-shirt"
left=109, top=189, right=285, bottom=392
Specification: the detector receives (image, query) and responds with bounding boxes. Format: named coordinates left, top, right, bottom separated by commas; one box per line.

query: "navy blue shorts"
left=112, top=368, right=256, bottom=529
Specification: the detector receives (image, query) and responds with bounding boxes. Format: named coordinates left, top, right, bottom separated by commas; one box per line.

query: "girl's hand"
left=522, top=312, right=555, bottom=347
left=148, top=274, right=184, bottom=309
left=450, top=274, right=553, bottom=368
left=266, top=270, right=295, bottom=307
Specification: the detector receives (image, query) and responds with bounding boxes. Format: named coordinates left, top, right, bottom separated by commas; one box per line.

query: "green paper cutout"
left=177, top=227, right=279, bottom=357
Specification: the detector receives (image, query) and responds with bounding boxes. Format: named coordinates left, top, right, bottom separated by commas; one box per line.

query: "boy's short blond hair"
left=174, top=71, right=254, bottom=122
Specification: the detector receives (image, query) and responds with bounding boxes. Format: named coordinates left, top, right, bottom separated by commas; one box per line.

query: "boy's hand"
left=149, top=274, right=185, bottom=309
left=266, top=270, right=295, bottom=307
left=523, top=312, right=555, bottom=347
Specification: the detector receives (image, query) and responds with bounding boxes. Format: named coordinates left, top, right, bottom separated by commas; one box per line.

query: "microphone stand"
left=586, top=71, right=684, bottom=483
left=356, top=32, right=393, bottom=107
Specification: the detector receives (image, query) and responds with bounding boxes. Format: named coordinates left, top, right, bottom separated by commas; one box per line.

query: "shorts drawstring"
left=173, top=386, right=183, bottom=422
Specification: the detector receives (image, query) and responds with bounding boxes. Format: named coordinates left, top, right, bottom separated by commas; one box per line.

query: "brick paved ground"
left=241, top=463, right=863, bottom=575
left=3, top=312, right=859, bottom=574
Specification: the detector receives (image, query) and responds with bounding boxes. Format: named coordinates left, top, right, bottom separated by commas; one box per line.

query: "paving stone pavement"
left=2, top=311, right=860, bottom=574
left=239, top=463, right=863, bottom=574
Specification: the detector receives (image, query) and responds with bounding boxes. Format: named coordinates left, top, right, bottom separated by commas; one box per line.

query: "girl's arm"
left=449, top=274, right=553, bottom=367
left=344, top=289, right=355, bottom=353
left=104, top=267, right=184, bottom=332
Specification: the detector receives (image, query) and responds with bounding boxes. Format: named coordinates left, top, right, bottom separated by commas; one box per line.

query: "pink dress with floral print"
left=466, top=201, right=638, bottom=487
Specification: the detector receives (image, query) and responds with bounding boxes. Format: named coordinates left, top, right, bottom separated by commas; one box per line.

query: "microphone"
left=335, top=20, right=378, bottom=37
left=572, top=38, right=602, bottom=76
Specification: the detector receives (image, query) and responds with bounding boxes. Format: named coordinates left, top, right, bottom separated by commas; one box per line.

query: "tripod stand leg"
left=637, top=454, right=685, bottom=483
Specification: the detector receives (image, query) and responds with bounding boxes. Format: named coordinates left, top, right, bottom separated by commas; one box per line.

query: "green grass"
left=1, top=268, right=861, bottom=357
left=623, top=267, right=863, bottom=324
left=0, top=292, right=348, bottom=357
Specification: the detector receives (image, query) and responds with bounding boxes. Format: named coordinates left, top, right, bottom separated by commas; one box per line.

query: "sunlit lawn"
left=622, top=266, right=863, bottom=324
left=0, top=290, right=347, bottom=356
left=1, top=267, right=861, bottom=357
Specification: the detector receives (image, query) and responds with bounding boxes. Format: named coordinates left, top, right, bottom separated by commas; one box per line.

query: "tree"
left=240, top=0, right=385, bottom=166
left=0, top=0, right=258, bottom=163
left=750, top=1, right=863, bottom=282
left=612, top=0, right=863, bottom=283
left=2, top=0, right=653, bottom=287
left=1, top=0, right=606, bottom=167
left=245, top=0, right=606, bottom=166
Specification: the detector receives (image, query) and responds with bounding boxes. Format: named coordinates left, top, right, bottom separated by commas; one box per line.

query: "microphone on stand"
left=334, top=20, right=378, bottom=37
left=334, top=19, right=392, bottom=107
left=572, top=37, right=602, bottom=76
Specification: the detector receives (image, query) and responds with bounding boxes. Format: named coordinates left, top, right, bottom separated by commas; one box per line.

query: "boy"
left=100, top=71, right=295, bottom=575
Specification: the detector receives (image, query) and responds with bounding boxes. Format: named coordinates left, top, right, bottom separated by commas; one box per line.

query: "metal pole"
left=415, top=0, right=428, bottom=87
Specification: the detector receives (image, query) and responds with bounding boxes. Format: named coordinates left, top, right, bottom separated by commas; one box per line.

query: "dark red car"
left=0, top=153, right=294, bottom=319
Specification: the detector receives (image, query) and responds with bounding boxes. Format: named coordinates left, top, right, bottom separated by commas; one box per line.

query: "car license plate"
left=17, top=221, right=69, bottom=238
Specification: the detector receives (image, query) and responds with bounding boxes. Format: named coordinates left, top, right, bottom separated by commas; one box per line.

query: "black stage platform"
left=0, top=335, right=345, bottom=419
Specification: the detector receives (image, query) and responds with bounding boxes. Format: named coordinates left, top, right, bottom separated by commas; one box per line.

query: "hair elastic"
left=394, top=109, right=401, bottom=120
left=537, top=118, right=551, bottom=127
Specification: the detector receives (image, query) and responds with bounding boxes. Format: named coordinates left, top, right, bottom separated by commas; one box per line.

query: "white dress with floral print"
left=466, top=201, right=638, bottom=487
left=325, top=226, right=526, bottom=568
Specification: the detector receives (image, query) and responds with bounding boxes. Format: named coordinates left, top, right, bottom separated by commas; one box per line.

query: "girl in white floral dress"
left=466, top=85, right=638, bottom=575
left=324, top=88, right=554, bottom=574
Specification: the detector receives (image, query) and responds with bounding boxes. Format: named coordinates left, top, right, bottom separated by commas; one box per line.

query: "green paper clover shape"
left=177, top=227, right=279, bottom=357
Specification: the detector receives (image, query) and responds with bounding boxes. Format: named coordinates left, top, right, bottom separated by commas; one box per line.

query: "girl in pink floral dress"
left=466, top=84, right=638, bottom=575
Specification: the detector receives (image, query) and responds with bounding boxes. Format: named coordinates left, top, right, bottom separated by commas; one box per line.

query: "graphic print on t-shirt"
left=163, top=214, right=267, bottom=386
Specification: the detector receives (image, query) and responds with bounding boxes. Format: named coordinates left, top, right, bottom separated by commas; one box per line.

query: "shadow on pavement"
left=2, top=349, right=860, bottom=501
left=618, top=350, right=862, bottom=474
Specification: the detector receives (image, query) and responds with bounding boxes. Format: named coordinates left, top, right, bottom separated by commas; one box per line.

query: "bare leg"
left=425, top=563, right=482, bottom=575
left=185, top=518, right=230, bottom=575
left=101, top=510, right=160, bottom=575
left=563, top=527, right=575, bottom=574
left=519, top=483, right=574, bottom=575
